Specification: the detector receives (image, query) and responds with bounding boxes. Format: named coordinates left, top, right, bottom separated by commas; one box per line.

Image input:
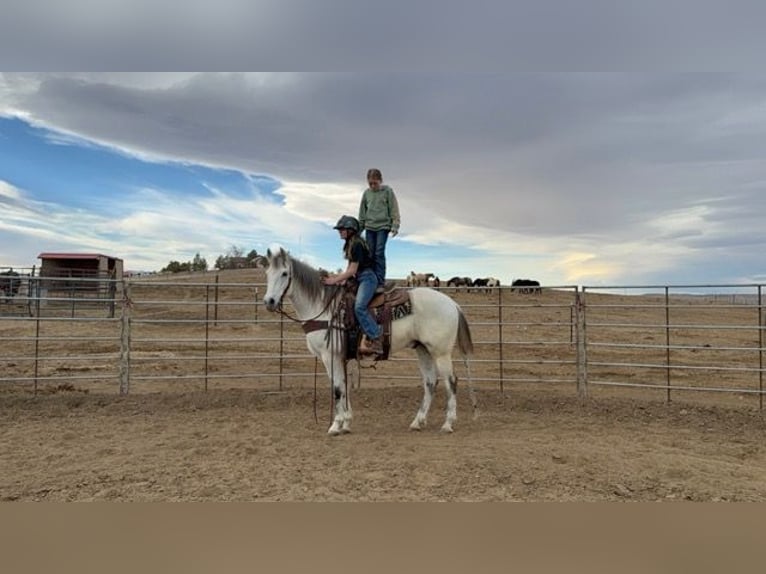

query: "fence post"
left=214, top=273, right=219, bottom=326
left=33, top=301, right=41, bottom=395
left=119, top=282, right=132, bottom=395
left=279, top=313, right=285, bottom=391
left=575, top=288, right=587, bottom=398
left=759, top=285, right=763, bottom=411
left=664, top=287, right=671, bottom=404
left=497, top=285, right=504, bottom=394
left=108, top=274, right=117, bottom=318
left=205, top=284, right=210, bottom=392
left=254, top=287, right=258, bottom=322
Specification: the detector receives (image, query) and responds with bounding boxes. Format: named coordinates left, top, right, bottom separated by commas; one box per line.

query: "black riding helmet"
left=333, top=215, right=360, bottom=232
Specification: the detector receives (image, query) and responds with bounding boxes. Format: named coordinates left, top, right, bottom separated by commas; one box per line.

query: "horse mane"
left=289, top=256, right=337, bottom=306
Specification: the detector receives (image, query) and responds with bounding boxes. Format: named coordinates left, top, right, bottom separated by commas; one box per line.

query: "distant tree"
left=214, top=246, right=258, bottom=270
left=246, top=249, right=260, bottom=266
left=191, top=253, right=208, bottom=272
left=226, top=245, right=244, bottom=258
left=161, top=260, right=192, bottom=273
left=214, top=245, right=238, bottom=270
left=161, top=261, right=177, bottom=273
left=161, top=253, right=206, bottom=274
left=214, top=255, right=228, bottom=271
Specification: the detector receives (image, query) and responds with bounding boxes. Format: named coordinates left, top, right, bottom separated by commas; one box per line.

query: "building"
left=37, top=252, right=123, bottom=300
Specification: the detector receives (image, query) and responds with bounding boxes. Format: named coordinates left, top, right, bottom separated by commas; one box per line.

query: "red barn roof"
left=38, top=253, right=122, bottom=260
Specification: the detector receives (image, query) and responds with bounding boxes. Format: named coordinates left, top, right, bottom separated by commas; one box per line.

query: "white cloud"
left=647, top=205, right=711, bottom=239
left=2, top=73, right=766, bottom=286
left=0, top=180, right=22, bottom=200
left=274, top=180, right=360, bottom=225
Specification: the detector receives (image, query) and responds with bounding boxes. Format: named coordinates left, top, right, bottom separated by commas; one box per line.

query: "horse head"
left=262, top=245, right=292, bottom=312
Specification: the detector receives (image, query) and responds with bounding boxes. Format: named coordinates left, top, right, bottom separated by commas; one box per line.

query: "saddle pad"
left=375, top=299, right=412, bottom=322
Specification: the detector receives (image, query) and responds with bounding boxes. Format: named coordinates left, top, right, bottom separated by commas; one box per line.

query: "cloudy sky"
left=1, top=71, right=766, bottom=287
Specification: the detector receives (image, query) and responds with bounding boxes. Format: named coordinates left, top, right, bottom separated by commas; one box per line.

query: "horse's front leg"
left=326, top=355, right=352, bottom=435
left=307, top=331, right=352, bottom=436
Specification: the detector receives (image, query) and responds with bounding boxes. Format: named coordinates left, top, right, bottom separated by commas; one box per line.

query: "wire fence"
left=1, top=274, right=764, bottom=408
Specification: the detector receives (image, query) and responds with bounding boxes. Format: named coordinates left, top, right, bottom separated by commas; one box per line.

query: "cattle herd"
left=404, top=272, right=541, bottom=294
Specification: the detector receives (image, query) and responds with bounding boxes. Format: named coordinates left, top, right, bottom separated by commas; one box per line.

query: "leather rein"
left=273, top=272, right=341, bottom=333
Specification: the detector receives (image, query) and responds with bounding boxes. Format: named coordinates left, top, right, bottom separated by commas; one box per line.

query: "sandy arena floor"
left=2, top=383, right=765, bottom=501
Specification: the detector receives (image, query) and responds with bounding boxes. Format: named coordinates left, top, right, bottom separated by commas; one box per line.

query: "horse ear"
left=266, top=244, right=288, bottom=262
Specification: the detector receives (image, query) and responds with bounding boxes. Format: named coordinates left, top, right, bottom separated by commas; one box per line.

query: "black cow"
left=511, top=278, right=541, bottom=294
left=0, top=269, right=21, bottom=302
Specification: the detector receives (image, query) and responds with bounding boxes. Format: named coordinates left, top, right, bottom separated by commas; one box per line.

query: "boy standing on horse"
left=322, top=215, right=384, bottom=356
left=358, top=168, right=400, bottom=294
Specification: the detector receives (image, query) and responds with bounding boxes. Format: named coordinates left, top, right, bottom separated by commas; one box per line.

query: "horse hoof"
left=409, top=423, right=422, bottom=431
left=340, top=428, right=352, bottom=434
left=440, top=425, right=454, bottom=433
left=327, top=428, right=341, bottom=436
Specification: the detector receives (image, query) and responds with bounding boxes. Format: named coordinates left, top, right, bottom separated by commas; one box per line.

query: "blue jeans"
left=355, top=268, right=382, bottom=340
left=365, top=229, right=389, bottom=286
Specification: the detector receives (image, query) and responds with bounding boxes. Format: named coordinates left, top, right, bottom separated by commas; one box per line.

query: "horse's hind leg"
left=410, top=346, right=437, bottom=431
left=435, top=355, right=458, bottom=433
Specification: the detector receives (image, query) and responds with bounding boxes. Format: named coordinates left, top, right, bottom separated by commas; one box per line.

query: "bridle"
left=271, top=271, right=293, bottom=317
left=271, top=264, right=340, bottom=327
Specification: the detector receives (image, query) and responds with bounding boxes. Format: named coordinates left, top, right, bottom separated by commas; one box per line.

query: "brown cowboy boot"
left=359, top=336, right=384, bottom=355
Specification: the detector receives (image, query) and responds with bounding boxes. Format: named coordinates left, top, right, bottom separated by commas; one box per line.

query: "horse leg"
left=410, top=346, right=437, bottom=431
left=434, top=355, right=458, bottom=433
left=323, top=354, right=352, bottom=436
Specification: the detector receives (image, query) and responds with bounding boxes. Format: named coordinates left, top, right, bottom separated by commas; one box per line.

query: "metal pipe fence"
left=1, top=275, right=765, bottom=408
left=581, top=284, right=766, bottom=408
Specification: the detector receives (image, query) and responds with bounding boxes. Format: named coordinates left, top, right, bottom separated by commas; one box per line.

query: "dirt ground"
left=2, top=271, right=766, bottom=501
left=1, top=383, right=765, bottom=502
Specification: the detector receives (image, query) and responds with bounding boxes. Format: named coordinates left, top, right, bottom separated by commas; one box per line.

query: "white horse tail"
left=457, top=309, right=478, bottom=420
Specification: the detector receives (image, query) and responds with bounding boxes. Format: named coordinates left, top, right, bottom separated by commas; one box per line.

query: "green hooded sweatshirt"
left=358, top=184, right=401, bottom=233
